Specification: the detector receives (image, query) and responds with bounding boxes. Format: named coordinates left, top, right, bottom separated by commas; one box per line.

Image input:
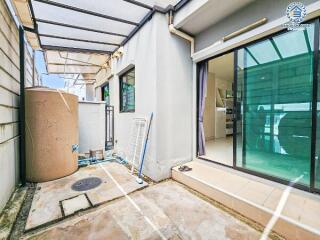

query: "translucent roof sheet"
left=60, top=73, right=97, bottom=80
left=37, top=22, right=126, bottom=45
left=12, top=0, right=185, bottom=82
left=45, top=0, right=150, bottom=23
left=45, top=50, right=109, bottom=74
left=47, top=64, right=101, bottom=74
left=46, top=51, right=109, bottom=66
left=138, top=0, right=180, bottom=8
left=40, top=36, right=117, bottom=52
left=22, top=0, right=185, bottom=54
left=12, top=0, right=185, bottom=55
left=32, top=1, right=136, bottom=37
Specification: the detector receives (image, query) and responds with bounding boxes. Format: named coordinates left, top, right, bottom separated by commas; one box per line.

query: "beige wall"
left=25, top=47, right=35, bottom=87
left=0, top=0, right=20, bottom=211
left=203, top=73, right=233, bottom=141
left=203, top=73, right=215, bottom=140
left=0, top=0, right=39, bottom=211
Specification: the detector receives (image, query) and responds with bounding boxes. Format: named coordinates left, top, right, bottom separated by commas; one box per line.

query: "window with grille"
left=120, top=68, right=135, bottom=112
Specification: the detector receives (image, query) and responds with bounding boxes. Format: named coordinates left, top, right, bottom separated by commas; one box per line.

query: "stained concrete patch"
left=24, top=181, right=262, bottom=240
left=141, top=182, right=262, bottom=240
left=25, top=162, right=147, bottom=230
left=61, top=194, right=91, bottom=216
left=24, top=209, right=130, bottom=240
left=106, top=193, right=180, bottom=239
left=0, top=187, right=27, bottom=239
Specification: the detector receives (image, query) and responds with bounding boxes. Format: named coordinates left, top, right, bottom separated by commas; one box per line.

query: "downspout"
left=19, top=26, right=26, bottom=186
left=168, top=10, right=194, bottom=56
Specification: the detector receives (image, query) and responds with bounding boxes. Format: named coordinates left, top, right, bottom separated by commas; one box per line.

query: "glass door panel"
left=236, top=24, right=315, bottom=186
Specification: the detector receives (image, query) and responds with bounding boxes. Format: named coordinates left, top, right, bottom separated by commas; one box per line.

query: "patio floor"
left=19, top=161, right=268, bottom=240
left=23, top=180, right=263, bottom=240
left=172, top=160, right=320, bottom=240
left=25, top=162, right=148, bottom=230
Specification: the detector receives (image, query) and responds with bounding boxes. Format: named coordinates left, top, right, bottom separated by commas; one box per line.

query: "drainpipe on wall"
left=168, top=10, right=194, bottom=56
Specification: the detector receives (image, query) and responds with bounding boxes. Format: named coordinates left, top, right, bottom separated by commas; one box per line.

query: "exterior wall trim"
left=115, top=62, right=135, bottom=76
left=192, top=1, right=320, bottom=63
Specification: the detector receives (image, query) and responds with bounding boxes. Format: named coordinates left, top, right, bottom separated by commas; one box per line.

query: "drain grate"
left=71, top=177, right=102, bottom=191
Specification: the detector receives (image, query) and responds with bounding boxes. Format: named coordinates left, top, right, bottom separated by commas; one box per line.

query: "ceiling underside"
left=11, top=0, right=185, bottom=79
left=174, top=0, right=254, bottom=35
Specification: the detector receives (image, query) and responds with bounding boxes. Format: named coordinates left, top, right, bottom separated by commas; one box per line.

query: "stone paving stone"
left=61, top=194, right=90, bottom=216
left=24, top=181, right=262, bottom=240
left=25, top=162, right=147, bottom=230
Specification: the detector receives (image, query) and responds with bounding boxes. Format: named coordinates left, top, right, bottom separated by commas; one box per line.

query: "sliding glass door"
left=235, top=23, right=316, bottom=186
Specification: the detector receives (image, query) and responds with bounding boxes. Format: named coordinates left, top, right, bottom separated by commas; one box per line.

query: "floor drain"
left=71, top=177, right=102, bottom=191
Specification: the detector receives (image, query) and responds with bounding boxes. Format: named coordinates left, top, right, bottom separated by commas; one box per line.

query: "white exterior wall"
left=85, top=84, right=95, bottom=101
left=0, top=1, right=20, bottom=211
left=78, top=101, right=106, bottom=153
left=111, top=14, right=158, bottom=179
left=110, top=13, right=193, bottom=181
left=95, top=87, right=101, bottom=101
left=154, top=13, right=193, bottom=180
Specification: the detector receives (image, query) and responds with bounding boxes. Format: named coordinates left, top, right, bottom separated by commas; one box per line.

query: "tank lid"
left=25, top=87, right=78, bottom=98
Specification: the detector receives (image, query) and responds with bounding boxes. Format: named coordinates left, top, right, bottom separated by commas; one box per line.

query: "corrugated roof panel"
left=47, top=64, right=101, bottom=74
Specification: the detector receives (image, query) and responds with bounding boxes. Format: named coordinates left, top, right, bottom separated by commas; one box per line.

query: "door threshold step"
left=172, top=161, right=320, bottom=240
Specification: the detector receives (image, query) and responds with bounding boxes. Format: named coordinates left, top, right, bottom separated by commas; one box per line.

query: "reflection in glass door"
left=235, top=23, right=315, bottom=186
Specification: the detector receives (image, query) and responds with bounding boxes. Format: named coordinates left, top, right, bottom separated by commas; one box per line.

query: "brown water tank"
left=25, top=87, right=79, bottom=182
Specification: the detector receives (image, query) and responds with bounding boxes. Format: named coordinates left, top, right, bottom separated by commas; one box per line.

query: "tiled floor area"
left=26, top=162, right=148, bottom=230
left=200, top=136, right=233, bottom=166
left=23, top=181, right=262, bottom=240
left=172, top=160, right=320, bottom=240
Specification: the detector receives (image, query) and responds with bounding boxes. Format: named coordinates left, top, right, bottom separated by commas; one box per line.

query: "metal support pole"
left=32, top=49, right=35, bottom=86
left=19, top=26, right=26, bottom=186
left=311, top=19, right=319, bottom=191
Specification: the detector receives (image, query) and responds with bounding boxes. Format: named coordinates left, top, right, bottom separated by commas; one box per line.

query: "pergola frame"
left=24, top=0, right=191, bottom=54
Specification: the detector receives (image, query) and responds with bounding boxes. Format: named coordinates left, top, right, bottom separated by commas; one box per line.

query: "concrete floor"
left=200, top=137, right=233, bottom=166
left=173, top=160, right=320, bottom=240
left=24, top=180, right=262, bottom=240
left=25, top=162, right=148, bottom=230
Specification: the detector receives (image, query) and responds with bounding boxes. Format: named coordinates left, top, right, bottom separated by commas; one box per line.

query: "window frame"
left=119, top=67, right=135, bottom=113
left=101, top=82, right=110, bottom=105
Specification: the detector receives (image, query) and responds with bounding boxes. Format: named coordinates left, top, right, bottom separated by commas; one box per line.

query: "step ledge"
left=172, top=168, right=320, bottom=237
